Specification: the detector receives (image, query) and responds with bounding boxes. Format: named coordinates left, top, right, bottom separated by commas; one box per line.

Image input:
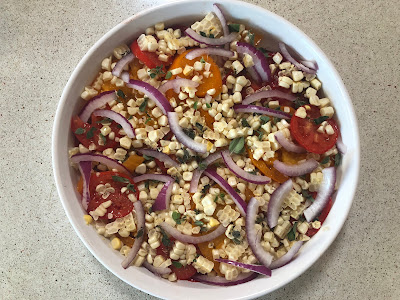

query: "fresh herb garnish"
left=172, top=211, right=186, bottom=225
left=75, top=128, right=85, bottom=135
left=145, top=117, right=152, bottom=124
left=149, top=65, right=164, bottom=78
left=294, top=98, right=307, bottom=109
left=321, top=156, right=331, bottom=165
left=86, top=127, right=97, bottom=139
left=201, top=184, right=211, bottom=196
left=112, top=175, right=130, bottom=183
left=229, top=137, right=245, bottom=154
left=127, top=183, right=136, bottom=192
left=194, top=220, right=204, bottom=227
left=209, top=33, right=214, bottom=38
left=200, top=31, right=207, bottom=37
left=177, top=148, right=191, bottom=164
left=193, top=253, right=200, bottom=263
left=145, top=180, right=150, bottom=189
left=143, top=154, right=154, bottom=161
left=195, top=122, right=204, bottom=132
left=99, top=133, right=107, bottom=144
left=256, top=130, right=264, bottom=141
left=232, top=230, right=241, bottom=239
left=117, top=89, right=126, bottom=99
left=233, top=238, right=241, bottom=245
left=200, top=57, right=206, bottom=64
left=258, top=47, right=269, bottom=58
left=198, top=162, right=207, bottom=170
left=165, top=71, right=172, bottom=80
left=313, top=116, right=329, bottom=125
left=183, top=128, right=195, bottom=139
left=255, top=216, right=264, bottom=224
left=193, top=101, right=198, bottom=110
left=248, top=170, right=257, bottom=175
left=96, top=117, right=113, bottom=124
left=139, top=97, right=148, bottom=112
left=260, top=116, right=270, bottom=125
left=241, top=118, right=250, bottom=127
left=158, top=226, right=171, bottom=247
left=334, top=152, right=342, bottom=167
left=248, top=31, right=255, bottom=45
left=287, top=222, right=297, bottom=241
left=272, top=117, right=281, bottom=124
left=228, top=23, right=240, bottom=32
left=302, top=189, right=314, bottom=202
left=205, top=103, right=211, bottom=108
left=134, top=228, right=144, bottom=239
left=194, top=209, right=200, bottom=215
left=172, top=261, right=183, bottom=268
left=214, top=192, right=225, bottom=202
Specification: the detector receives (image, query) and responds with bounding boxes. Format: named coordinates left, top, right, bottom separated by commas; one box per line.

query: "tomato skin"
left=130, top=41, right=171, bottom=69
left=290, top=105, right=339, bottom=154
left=87, top=171, right=138, bottom=219
left=306, top=196, right=333, bottom=237
left=170, top=264, right=197, bottom=280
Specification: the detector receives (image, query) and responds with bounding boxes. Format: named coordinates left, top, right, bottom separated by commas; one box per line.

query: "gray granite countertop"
left=1, top=0, right=399, bottom=299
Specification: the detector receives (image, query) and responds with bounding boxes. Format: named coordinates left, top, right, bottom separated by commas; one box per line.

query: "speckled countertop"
left=1, top=0, right=399, bottom=299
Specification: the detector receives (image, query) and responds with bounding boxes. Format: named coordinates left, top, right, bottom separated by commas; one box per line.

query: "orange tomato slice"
left=198, top=233, right=226, bottom=276
left=123, top=154, right=145, bottom=173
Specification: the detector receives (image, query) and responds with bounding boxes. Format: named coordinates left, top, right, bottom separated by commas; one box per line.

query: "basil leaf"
left=321, top=156, right=330, bottom=164
left=182, top=128, right=195, bottom=140
left=241, top=118, right=250, bottom=127
left=205, top=103, right=211, bottom=108
left=86, top=127, right=97, bottom=139
left=127, top=183, right=136, bottom=192
left=287, top=222, right=297, bottom=241
left=172, top=211, right=182, bottom=224
left=99, top=133, right=107, bottom=144
left=112, top=175, right=130, bottom=183
left=172, top=261, right=182, bottom=268
left=165, top=71, right=172, bottom=80
left=117, top=89, right=126, bottom=99
left=194, top=221, right=204, bottom=227
left=229, top=137, right=245, bottom=154
left=313, top=116, right=329, bottom=125
left=193, top=101, right=198, bottom=110
left=302, top=189, right=314, bottom=202
left=233, top=238, right=241, bottom=245
left=334, top=152, right=342, bottom=167
left=260, top=116, right=270, bottom=125
left=135, top=228, right=144, bottom=238
left=198, top=162, right=207, bottom=170
left=200, top=31, right=207, bottom=37
left=139, top=98, right=148, bottom=112
left=75, top=128, right=85, bottom=134
left=228, top=23, right=240, bottom=32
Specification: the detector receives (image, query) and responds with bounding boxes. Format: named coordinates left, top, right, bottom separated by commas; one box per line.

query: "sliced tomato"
left=71, top=115, right=120, bottom=151
left=306, top=196, right=333, bottom=237
left=290, top=105, right=339, bottom=154
left=170, top=263, right=197, bottom=280
left=87, top=171, right=138, bottom=219
left=130, top=41, right=172, bottom=69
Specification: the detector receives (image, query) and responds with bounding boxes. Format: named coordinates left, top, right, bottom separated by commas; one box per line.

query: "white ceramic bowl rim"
left=52, top=1, right=360, bottom=299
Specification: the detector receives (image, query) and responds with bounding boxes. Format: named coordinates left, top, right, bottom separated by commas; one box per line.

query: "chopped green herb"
left=139, top=98, right=148, bottom=112
left=195, top=122, right=204, bottom=133
left=255, top=216, right=264, bottom=224
left=194, top=209, right=201, bottom=215
left=148, top=206, right=153, bottom=214
left=209, top=33, right=215, bottom=38
left=260, top=116, right=270, bottom=125
left=143, top=154, right=154, bottom=161
left=229, top=137, right=245, bottom=154
left=198, top=162, right=207, bottom=170
left=228, top=23, right=240, bottom=32
left=183, top=128, right=195, bottom=140
left=194, top=220, right=204, bottom=227
left=135, top=228, right=144, bottom=239
left=172, top=261, right=183, bottom=268
left=256, top=129, right=264, bottom=141
left=172, top=211, right=184, bottom=225
left=145, top=117, right=152, bottom=124
left=112, top=175, right=130, bottom=183
left=294, top=98, right=307, bottom=109
left=127, top=183, right=136, bottom=193
left=258, top=47, right=269, bottom=58
left=287, top=222, right=297, bottom=241
left=86, top=127, right=97, bottom=139
left=75, top=128, right=85, bottom=135
left=96, top=117, right=113, bottom=124
left=149, top=65, right=164, bottom=78
left=99, top=133, right=107, bottom=144
left=158, top=226, right=171, bottom=247
left=232, top=230, right=241, bottom=239
left=200, top=58, right=206, bottom=64
left=302, top=189, right=314, bottom=202
left=321, top=156, right=331, bottom=165
left=117, top=89, right=126, bottom=99
left=145, top=180, right=150, bottom=189
left=201, top=184, right=211, bottom=196
left=313, top=116, right=329, bottom=125
left=205, top=103, right=211, bottom=108
left=248, top=170, right=257, bottom=175
left=248, top=31, right=255, bottom=45
left=116, top=124, right=122, bottom=129
left=214, top=192, right=225, bottom=202
left=193, top=253, right=200, bottom=263
left=241, top=118, right=250, bottom=127
left=165, top=71, right=172, bottom=80
left=233, top=238, right=241, bottom=245
left=272, top=117, right=281, bottom=124
left=200, top=31, right=207, bottom=37
left=128, top=115, right=133, bottom=120
left=193, top=101, right=198, bottom=110
left=334, top=152, right=342, bottom=167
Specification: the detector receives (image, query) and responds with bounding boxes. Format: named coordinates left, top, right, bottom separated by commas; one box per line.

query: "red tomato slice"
left=130, top=41, right=172, bottom=69
left=170, top=263, right=197, bottom=280
left=290, top=105, right=339, bottom=154
left=306, top=195, right=333, bottom=237
left=87, top=171, right=138, bottom=219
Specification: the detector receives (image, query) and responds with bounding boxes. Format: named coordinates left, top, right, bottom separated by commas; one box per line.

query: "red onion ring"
left=247, top=66, right=262, bottom=84
left=159, top=222, right=225, bottom=244
left=120, top=71, right=130, bottom=83
left=246, top=197, right=274, bottom=267
left=158, top=78, right=199, bottom=94
left=215, top=259, right=271, bottom=276
left=92, top=109, right=135, bottom=138
left=167, top=112, right=207, bottom=154
left=304, top=167, right=336, bottom=222
left=203, top=168, right=247, bottom=216
left=213, top=3, right=229, bottom=37
left=267, top=179, right=293, bottom=229
left=242, top=90, right=297, bottom=105
left=137, top=149, right=178, bottom=168
left=79, top=90, right=117, bottom=122
left=185, top=28, right=237, bottom=46
left=274, top=131, right=306, bottom=154
left=269, top=241, right=303, bottom=269
left=273, top=159, right=318, bottom=177
left=152, top=180, right=174, bottom=211
left=278, top=42, right=317, bottom=74
left=71, top=153, right=131, bottom=176
left=185, top=48, right=233, bottom=60
left=336, top=137, right=347, bottom=154
left=132, top=174, right=174, bottom=184
left=189, top=152, right=223, bottom=193
left=192, top=272, right=257, bottom=286
left=233, top=104, right=291, bottom=120
left=121, top=200, right=145, bottom=269
left=221, top=150, right=270, bottom=184
left=236, top=42, right=271, bottom=83
left=126, top=79, right=173, bottom=115
left=77, top=161, right=92, bottom=210
left=112, top=52, right=135, bottom=77
left=143, top=261, right=172, bottom=275
left=301, top=60, right=318, bottom=70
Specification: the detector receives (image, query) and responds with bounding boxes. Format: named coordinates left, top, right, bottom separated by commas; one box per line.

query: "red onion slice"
left=71, top=153, right=131, bottom=176
left=269, top=241, right=303, bottom=269
left=189, top=151, right=222, bottom=193
left=77, top=161, right=92, bottom=210
left=274, top=131, right=306, bottom=154
left=167, top=112, right=207, bottom=154
left=247, top=66, right=262, bottom=84
left=203, top=168, right=247, bottom=216
left=79, top=90, right=117, bottom=122
left=246, top=197, right=274, bottom=267
left=215, top=259, right=271, bottom=276
left=242, top=90, right=297, bottom=105
left=233, top=104, right=291, bottom=120
left=304, top=167, right=336, bottom=222
left=185, top=28, right=237, bottom=46
left=273, top=159, right=318, bottom=177
left=137, top=149, right=178, bottom=168
left=158, top=78, right=199, bottom=94
left=221, top=150, right=270, bottom=184
left=159, top=222, right=225, bottom=244
left=213, top=3, right=229, bottom=37
left=267, top=180, right=293, bottom=229
left=278, top=42, right=317, bottom=74
left=132, top=174, right=174, bottom=184
left=301, top=60, right=318, bottom=70
left=185, top=48, right=234, bottom=60
left=112, top=52, right=134, bottom=77
left=152, top=180, right=174, bottom=211
left=143, top=261, right=172, bottom=275
left=122, top=200, right=145, bottom=269
left=236, top=42, right=271, bottom=83
left=121, top=71, right=130, bottom=83
left=336, top=137, right=347, bottom=154
left=92, top=109, right=135, bottom=138
left=192, top=272, right=257, bottom=286
left=126, top=79, right=173, bottom=115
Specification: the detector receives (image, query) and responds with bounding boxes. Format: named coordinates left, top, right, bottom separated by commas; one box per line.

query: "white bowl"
left=52, top=0, right=360, bottom=299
